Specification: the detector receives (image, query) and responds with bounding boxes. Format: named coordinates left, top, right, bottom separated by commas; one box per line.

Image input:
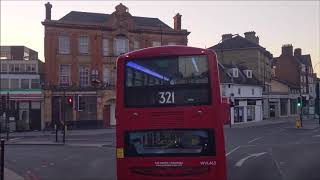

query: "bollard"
left=296, top=118, right=301, bottom=128
left=1, top=139, right=4, bottom=180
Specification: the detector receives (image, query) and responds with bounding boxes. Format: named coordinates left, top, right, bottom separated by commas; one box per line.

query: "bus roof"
left=118, top=45, right=216, bottom=60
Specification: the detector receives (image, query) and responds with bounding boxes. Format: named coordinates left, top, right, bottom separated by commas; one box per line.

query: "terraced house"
left=208, top=31, right=273, bottom=119
left=41, top=2, right=190, bottom=129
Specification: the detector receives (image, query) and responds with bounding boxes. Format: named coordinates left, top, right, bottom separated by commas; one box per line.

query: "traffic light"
left=297, top=97, right=301, bottom=107
left=66, top=96, right=73, bottom=106
left=78, top=96, right=85, bottom=111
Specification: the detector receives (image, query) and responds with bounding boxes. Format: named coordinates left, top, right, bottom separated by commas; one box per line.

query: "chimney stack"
left=173, top=13, right=182, bottom=30
left=281, top=44, right=293, bottom=56
left=45, top=2, right=52, bottom=20
left=222, top=34, right=233, bottom=41
left=244, top=31, right=259, bottom=44
left=294, top=48, right=302, bottom=56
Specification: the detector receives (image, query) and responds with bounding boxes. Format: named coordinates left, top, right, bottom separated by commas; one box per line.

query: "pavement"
left=0, top=128, right=115, bottom=138
left=224, top=116, right=320, bottom=129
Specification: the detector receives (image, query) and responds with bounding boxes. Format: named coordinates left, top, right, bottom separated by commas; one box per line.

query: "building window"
left=111, top=67, right=116, bottom=85
left=21, top=79, right=30, bottom=89
left=233, top=68, right=238, bottom=77
left=0, top=79, right=9, bottom=89
left=238, top=88, right=241, bottom=95
left=247, top=70, right=252, bottom=78
left=280, top=99, right=288, bottom=116
left=103, top=65, right=111, bottom=85
left=20, top=64, right=26, bottom=72
left=102, top=39, right=109, bottom=56
left=133, top=40, right=140, bottom=50
left=152, top=41, right=161, bottom=47
left=9, top=64, right=14, bottom=72
left=0, top=51, right=9, bottom=59
left=114, top=36, right=129, bottom=56
left=247, top=106, right=255, bottom=121
left=79, top=36, right=89, bottom=54
left=30, top=64, right=36, bottom=72
left=59, top=64, right=71, bottom=86
left=31, top=79, right=40, bottom=89
left=58, top=36, right=70, bottom=54
left=79, top=65, right=90, bottom=87
left=78, top=96, right=97, bottom=120
left=10, top=79, right=19, bottom=89
left=13, top=64, right=19, bottom=72
left=252, top=88, right=255, bottom=95
left=1, top=63, right=7, bottom=72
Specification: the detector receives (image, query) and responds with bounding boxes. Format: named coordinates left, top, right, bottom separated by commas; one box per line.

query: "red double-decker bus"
left=116, top=46, right=228, bottom=180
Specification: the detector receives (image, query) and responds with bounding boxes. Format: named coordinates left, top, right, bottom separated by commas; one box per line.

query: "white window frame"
left=133, top=40, right=140, bottom=50
left=21, top=79, right=30, bottom=89
left=152, top=41, right=161, bottom=47
left=102, top=39, right=110, bottom=56
left=59, top=64, right=71, bottom=86
left=233, top=68, right=239, bottom=78
left=247, top=70, right=252, bottom=78
left=78, top=36, right=89, bottom=54
left=10, top=79, right=20, bottom=89
left=103, top=65, right=111, bottom=85
left=31, top=79, right=40, bottom=89
left=1, top=63, right=7, bottom=72
left=58, top=36, right=70, bottom=54
left=114, top=36, right=129, bottom=56
left=79, top=65, right=90, bottom=87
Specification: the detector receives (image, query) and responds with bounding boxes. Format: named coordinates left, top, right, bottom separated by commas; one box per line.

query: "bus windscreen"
left=125, top=55, right=210, bottom=107
left=124, top=129, right=215, bottom=157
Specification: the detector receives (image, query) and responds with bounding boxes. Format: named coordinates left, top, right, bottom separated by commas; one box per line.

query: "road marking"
left=9, top=137, right=23, bottom=142
left=312, top=135, right=320, bottom=137
left=226, top=146, right=241, bottom=156
left=235, top=152, right=267, bottom=167
left=248, top=137, right=263, bottom=144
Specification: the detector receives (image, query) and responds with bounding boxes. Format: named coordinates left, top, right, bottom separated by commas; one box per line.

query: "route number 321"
left=158, top=91, right=175, bottom=104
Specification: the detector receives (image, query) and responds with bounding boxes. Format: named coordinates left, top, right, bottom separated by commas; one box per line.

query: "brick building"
left=274, top=45, right=316, bottom=114
left=208, top=31, right=273, bottom=119
left=41, top=2, right=190, bottom=128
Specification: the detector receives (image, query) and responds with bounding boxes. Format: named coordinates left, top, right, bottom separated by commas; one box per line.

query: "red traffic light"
left=67, top=97, right=73, bottom=104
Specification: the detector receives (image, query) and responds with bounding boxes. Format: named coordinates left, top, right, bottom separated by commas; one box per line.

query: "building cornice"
left=42, top=20, right=190, bottom=36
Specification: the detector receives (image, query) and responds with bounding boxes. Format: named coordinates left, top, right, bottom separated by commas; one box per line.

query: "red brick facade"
left=41, top=3, right=190, bottom=128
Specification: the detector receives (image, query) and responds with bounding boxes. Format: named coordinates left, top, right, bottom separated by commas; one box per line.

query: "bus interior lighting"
left=126, top=62, right=170, bottom=81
